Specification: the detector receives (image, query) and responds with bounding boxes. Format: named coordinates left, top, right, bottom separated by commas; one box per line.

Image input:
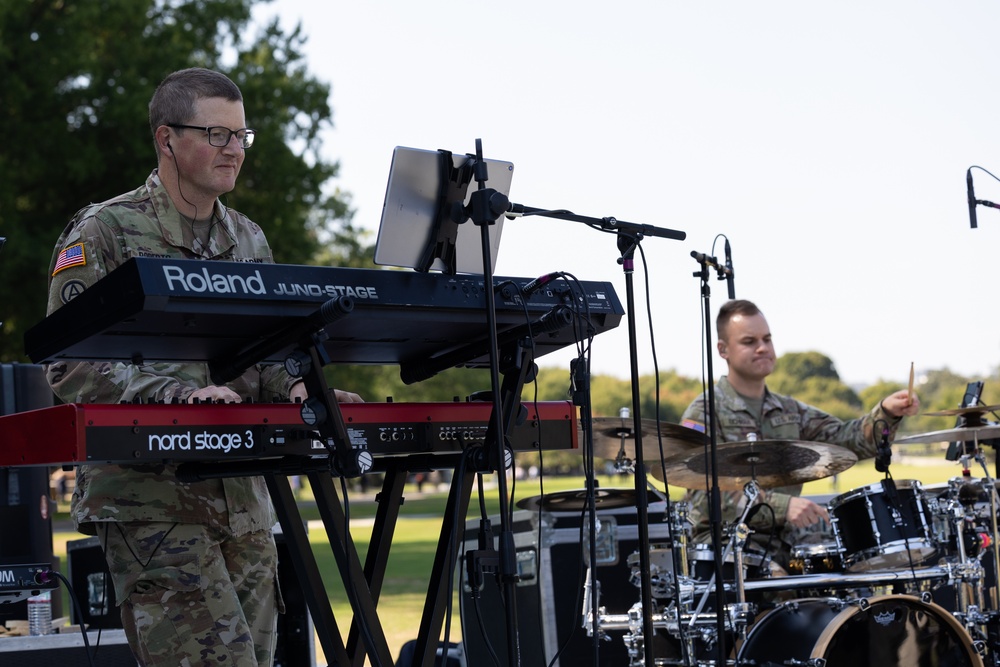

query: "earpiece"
left=167, top=142, right=174, bottom=153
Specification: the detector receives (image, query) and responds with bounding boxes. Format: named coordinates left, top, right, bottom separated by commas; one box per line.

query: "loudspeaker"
left=460, top=513, right=544, bottom=667
left=65, top=529, right=313, bottom=663
left=65, top=537, right=118, bottom=630
left=461, top=499, right=671, bottom=667
left=0, top=363, right=57, bottom=627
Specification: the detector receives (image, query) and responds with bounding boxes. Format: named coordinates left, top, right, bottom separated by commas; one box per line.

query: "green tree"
left=773, top=351, right=842, bottom=382
left=0, top=0, right=352, bottom=361
left=768, top=351, right=862, bottom=419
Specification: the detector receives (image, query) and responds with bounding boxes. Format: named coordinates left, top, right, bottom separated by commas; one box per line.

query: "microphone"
left=690, top=250, right=733, bottom=291
left=875, top=426, right=892, bottom=473
left=521, top=271, right=562, bottom=298
left=968, top=168, right=978, bottom=229
left=724, top=239, right=735, bottom=299
left=690, top=250, right=721, bottom=267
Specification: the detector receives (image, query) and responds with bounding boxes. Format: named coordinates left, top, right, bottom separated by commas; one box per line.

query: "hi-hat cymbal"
left=894, top=424, right=1000, bottom=445
left=515, top=488, right=638, bottom=512
left=652, top=440, right=858, bottom=491
left=923, top=405, right=1000, bottom=417
left=585, top=417, right=703, bottom=463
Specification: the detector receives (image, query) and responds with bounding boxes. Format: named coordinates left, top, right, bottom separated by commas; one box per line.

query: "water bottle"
left=27, top=590, right=52, bottom=636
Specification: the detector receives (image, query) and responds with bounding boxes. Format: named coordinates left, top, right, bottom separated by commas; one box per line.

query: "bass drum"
left=736, top=595, right=982, bottom=667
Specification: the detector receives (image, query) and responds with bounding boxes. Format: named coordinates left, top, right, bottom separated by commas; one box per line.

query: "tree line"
left=3, top=1, right=996, bottom=445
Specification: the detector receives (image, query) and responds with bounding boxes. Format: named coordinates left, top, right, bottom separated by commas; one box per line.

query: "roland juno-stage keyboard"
left=0, top=400, right=578, bottom=468
left=26, top=257, right=624, bottom=376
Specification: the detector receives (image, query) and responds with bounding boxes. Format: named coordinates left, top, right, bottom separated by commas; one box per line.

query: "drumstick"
left=907, top=362, right=914, bottom=406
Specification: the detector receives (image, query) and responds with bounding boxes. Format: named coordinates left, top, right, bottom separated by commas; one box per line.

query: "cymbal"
left=894, top=424, right=1000, bottom=445
left=923, top=405, right=1000, bottom=417
left=652, top=440, right=858, bottom=492
left=585, top=417, right=703, bottom=462
left=515, top=488, right=638, bottom=512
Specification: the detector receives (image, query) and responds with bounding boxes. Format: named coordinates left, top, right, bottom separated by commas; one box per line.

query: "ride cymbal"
left=894, top=424, right=1000, bottom=445
left=923, top=405, right=1000, bottom=417
left=584, top=417, right=703, bottom=463
left=652, top=439, right=858, bottom=492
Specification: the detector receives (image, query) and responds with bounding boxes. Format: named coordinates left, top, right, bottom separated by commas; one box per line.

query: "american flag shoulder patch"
left=680, top=418, right=706, bottom=433
left=53, top=243, right=86, bottom=276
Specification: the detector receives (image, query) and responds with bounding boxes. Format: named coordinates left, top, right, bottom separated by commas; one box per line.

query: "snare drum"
left=787, top=542, right=844, bottom=575
left=737, top=595, right=982, bottom=666
left=828, top=479, right=937, bottom=571
left=687, top=543, right=767, bottom=581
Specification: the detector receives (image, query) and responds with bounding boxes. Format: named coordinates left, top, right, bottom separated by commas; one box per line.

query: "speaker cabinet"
left=461, top=498, right=671, bottom=667
left=0, top=363, right=56, bottom=627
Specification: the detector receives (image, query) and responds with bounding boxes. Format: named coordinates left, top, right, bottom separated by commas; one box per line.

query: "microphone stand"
left=507, top=203, right=684, bottom=666
left=466, top=139, right=526, bottom=666
left=690, top=255, right=729, bottom=667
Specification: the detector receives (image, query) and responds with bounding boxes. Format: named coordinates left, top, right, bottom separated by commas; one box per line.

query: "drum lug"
left=849, top=597, right=870, bottom=611
left=973, top=639, right=988, bottom=657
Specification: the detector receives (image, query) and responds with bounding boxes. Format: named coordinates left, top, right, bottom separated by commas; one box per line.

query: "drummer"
left=679, top=299, right=920, bottom=573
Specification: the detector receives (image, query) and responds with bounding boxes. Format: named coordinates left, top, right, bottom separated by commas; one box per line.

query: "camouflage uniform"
left=680, top=375, right=902, bottom=571
left=46, top=170, right=296, bottom=666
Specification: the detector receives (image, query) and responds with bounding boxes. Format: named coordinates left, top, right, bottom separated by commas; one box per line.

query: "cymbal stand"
left=687, top=480, right=758, bottom=640
left=966, top=448, right=1000, bottom=642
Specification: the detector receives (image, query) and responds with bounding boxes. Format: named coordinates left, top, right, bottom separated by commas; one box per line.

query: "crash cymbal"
left=923, top=405, right=1000, bottom=417
left=585, top=417, right=703, bottom=462
left=652, top=440, right=858, bottom=492
left=894, top=424, right=1000, bottom=445
left=515, top=488, right=638, bottom=512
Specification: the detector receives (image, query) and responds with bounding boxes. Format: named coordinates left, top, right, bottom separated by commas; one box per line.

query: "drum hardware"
left=737, top=563, right=959, bottom=593
left=652, top=438, right=858, bottom=491
left=682, top=481, right=761, bottom=655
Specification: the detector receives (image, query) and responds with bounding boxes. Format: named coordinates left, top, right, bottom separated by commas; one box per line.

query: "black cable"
left=970, top=165, right=1000, bottom=184
left=114, top=521, right=178, bottom=571
left=635, top=241, right=692, bottom=665
left=48, top=569, right=96, bottom=667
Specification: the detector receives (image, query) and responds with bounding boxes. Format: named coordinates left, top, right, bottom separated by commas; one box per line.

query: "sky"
left=253, top=0, right=1000, bottom=390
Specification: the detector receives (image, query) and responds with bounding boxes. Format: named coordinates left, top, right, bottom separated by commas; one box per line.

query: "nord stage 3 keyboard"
left=0, top=401, right=578, bottom=467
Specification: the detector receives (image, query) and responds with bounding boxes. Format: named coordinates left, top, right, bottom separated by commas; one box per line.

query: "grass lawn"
left=50, top=455, right=982, bottom=663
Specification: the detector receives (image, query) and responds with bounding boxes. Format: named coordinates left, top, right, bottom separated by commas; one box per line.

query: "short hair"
left=148, top=68, right=243, bottom=154
left=717, top=299, right=762, bottom=341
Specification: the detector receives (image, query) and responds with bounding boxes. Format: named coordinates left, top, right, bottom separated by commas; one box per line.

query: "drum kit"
left=564, top=407, right=1000, bottom=666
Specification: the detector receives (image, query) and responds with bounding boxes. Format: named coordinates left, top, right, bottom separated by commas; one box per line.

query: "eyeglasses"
left=166, top=124, right=256, bottom=149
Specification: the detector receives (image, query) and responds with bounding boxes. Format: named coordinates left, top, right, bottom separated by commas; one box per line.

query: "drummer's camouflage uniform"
left=46, top=170, right=295, bottom=665
left=680, top=374, right=902, bottom=571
